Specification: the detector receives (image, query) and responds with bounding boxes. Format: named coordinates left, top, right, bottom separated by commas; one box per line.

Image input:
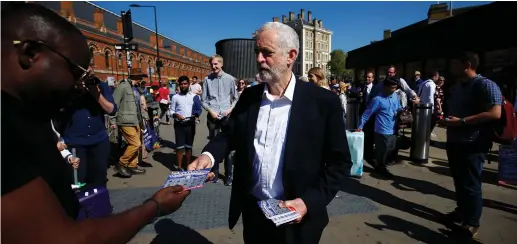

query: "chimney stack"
left=282, top=15, right=287, bottom=23
left=289, top=12, right=295, bottom=21
left=383, top=29, right=391, bottom=39
left=308, top=11, right=312, bottom=21
left=297, top=14, right=301, bottom=20
left=301, top=9, right=305, bottom=20
left=313, top=18, right=318, bottom=27
left=273, top=17, right=280, bottom=22
left=318, top=20, right=323, bottom=28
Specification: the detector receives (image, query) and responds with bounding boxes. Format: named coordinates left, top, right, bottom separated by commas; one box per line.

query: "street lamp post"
left=129, top=4, right=162, bottom=83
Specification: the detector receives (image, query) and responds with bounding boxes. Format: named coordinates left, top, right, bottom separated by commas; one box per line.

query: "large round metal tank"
left=215, top=39, right=258, bottom=80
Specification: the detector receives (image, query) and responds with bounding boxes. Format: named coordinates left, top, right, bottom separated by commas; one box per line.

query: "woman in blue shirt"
left=55, top=77, right=117, bottom=186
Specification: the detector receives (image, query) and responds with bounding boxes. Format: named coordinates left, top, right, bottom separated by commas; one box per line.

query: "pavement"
left=107, top=113, right=517, bottom=244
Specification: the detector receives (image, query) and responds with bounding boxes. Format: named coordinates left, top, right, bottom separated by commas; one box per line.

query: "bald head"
left=1, top=2, right=90, bottom=118
left=2, top=3, right=84, bottom=45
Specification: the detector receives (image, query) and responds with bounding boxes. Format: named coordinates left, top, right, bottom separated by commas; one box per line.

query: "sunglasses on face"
left=13, top=39, right=91, bottom=83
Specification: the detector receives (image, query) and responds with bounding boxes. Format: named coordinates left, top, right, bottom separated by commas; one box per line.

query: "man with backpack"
left=438, top=52, right=505, bottom=240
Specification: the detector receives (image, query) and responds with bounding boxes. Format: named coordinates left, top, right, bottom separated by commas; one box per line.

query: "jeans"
left=446, top=142, right=487, bottom=227
left=69, top=139, right=110, bottom=186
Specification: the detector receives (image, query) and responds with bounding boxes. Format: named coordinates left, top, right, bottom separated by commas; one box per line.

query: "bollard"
left=346, top=100, right=362, bottom=130
left=410, top=102, right=433, bottom=164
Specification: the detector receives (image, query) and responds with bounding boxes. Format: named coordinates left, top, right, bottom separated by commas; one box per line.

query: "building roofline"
left=347, top=2, right=490, bottom=54
left=85, top=1, right=208, bottom=57
left=215, top=38, right=255, bottom=46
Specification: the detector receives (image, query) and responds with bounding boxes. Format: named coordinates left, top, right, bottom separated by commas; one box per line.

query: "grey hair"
left=257, top=22, right=299, bottom=58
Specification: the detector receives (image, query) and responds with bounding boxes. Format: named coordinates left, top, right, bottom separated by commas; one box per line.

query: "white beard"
left=259, top=63, right=288, bottom=83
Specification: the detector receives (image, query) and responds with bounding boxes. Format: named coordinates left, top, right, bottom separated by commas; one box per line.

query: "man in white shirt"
left=188, top=21, right=350, bottom=244
left=189, top=76, right=202, bottom=96
left=417, top=71, right=438, bottom=107
left=169, top=76, right=202, bottom=170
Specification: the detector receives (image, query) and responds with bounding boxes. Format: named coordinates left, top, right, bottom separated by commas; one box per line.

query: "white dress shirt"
left=203, top=73, right=297, bottom=200
left=417, top=79, right=437, bottom=106
left=169, top=93, right=196, bottom=119
left=365, top=83, right=373, bottom=104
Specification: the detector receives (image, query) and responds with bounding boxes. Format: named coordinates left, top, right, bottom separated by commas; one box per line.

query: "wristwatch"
left=460, top=118, right=467, bottom=125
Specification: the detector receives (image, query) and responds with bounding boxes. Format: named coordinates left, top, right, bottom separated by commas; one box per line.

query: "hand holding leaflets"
left=162, top=169, right=211, bottom=191
left=257, top=199, right=301, bottom=226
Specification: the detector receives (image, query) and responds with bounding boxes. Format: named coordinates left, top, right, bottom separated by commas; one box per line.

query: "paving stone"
left=109, top=183, right=378, bottom=234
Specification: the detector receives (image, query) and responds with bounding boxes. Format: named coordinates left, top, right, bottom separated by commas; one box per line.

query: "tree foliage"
left=328, top=49, right=354, bottom=80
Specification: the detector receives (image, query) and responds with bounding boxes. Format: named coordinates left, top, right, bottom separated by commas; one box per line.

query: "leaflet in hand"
left=162, top=170, right=210, bottom=190
left=257, top=199, right=301, bottom=226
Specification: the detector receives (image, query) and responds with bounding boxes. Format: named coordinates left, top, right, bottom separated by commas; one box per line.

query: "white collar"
left=262, top=72, right=296, bottom=101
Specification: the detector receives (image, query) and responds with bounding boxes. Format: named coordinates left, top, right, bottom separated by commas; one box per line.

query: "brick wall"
left=40, top=1, right=211, bottom=83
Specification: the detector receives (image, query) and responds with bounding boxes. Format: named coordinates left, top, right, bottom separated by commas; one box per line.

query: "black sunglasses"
left=13, top=39, right=91, bottom=82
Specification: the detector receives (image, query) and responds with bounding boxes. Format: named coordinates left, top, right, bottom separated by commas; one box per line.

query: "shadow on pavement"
left=150, top=219, right=213, bottom=244
left=428, top=160, right=517, bottom=190
left=430, top=140, right=447, bottom=150
left=367, top=164, right=517, bottom=216
left=159, top=139, right=176, bottom=149
left=152, top=151, right=197, bottom=171
left=340, top=177, right=446, bottom=225
left=365, top=214, right=449, bottom=243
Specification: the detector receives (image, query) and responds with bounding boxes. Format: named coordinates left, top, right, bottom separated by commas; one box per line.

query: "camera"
left=84, top=75, right=101, bottom=86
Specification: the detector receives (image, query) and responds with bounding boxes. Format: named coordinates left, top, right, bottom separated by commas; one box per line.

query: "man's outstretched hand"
left=187, top=154, right=215, bottom=182
left=151, top=185, right=190, bottom=216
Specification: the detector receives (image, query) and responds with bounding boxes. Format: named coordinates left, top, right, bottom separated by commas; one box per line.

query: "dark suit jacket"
left=203, top=80, right=351, bottom=243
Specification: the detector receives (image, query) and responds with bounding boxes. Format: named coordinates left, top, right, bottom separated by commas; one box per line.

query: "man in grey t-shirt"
left=201, top=54, right=238, bottom=184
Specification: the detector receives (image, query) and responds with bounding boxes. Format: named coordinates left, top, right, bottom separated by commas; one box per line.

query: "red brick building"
left=34, top=1, right=211, bottom=83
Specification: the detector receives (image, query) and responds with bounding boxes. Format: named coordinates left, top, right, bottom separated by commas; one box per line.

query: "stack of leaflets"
left=162, top=170, right=210, bottom=190
left=257, top=199, right=301, bottom=226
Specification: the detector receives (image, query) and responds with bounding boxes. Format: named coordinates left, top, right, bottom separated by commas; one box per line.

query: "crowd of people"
left=1, top=2, right=509, bottom=244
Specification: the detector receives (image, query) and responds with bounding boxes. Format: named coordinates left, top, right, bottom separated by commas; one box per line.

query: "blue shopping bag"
left=143, top=120, right=159, bottom=151
left=346, top=130, right=364, bottom=177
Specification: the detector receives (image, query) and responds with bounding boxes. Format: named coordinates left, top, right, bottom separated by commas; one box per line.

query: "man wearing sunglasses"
left=1, top=3, right=190, bottom=243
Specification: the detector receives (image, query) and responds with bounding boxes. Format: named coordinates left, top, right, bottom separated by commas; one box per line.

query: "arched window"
left=117, top=53, right=123, bottom=68
left=89, top=47, right=95, bottom=66
left=104, top=51, right=110, bottom=68
left=139, top=57, right=144, bottom=69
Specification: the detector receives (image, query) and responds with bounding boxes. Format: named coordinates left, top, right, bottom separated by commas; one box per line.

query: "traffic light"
left=156, top=60, right=164, bottom=68
left=121, top=10, right=133, bottom=42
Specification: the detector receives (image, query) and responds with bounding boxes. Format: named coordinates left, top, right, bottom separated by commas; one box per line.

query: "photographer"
left=55, top=69, right=117, bottom=187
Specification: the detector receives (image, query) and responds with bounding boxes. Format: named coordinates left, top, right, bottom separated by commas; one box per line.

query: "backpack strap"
left=417, top=79, right=432, bottom=97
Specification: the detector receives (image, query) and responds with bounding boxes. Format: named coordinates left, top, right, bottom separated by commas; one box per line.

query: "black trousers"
left=159, top=103, right=169, bottom=122
left=374, top=133, right=397, bottom=168
left=69, top=139, right=110, bottom=186
left=242, top=195, right=288, bottom=244
left=241, top=195, right=322, bottom=244
left=363, top=117, right=375, bottom=163
left=206, top=115, right=233, bottom=177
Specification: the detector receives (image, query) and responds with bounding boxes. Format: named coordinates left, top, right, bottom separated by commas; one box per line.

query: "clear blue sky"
left=93, top=1, right=490, bottom=56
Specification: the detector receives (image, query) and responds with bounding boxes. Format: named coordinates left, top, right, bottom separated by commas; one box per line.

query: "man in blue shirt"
left=438, top=52, right=503, bottom=240
left=169, top=76, right=202, bottom=170
left=57, top=75, right=117, bottom=186
left=357, top=77, right=403, bottom=178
